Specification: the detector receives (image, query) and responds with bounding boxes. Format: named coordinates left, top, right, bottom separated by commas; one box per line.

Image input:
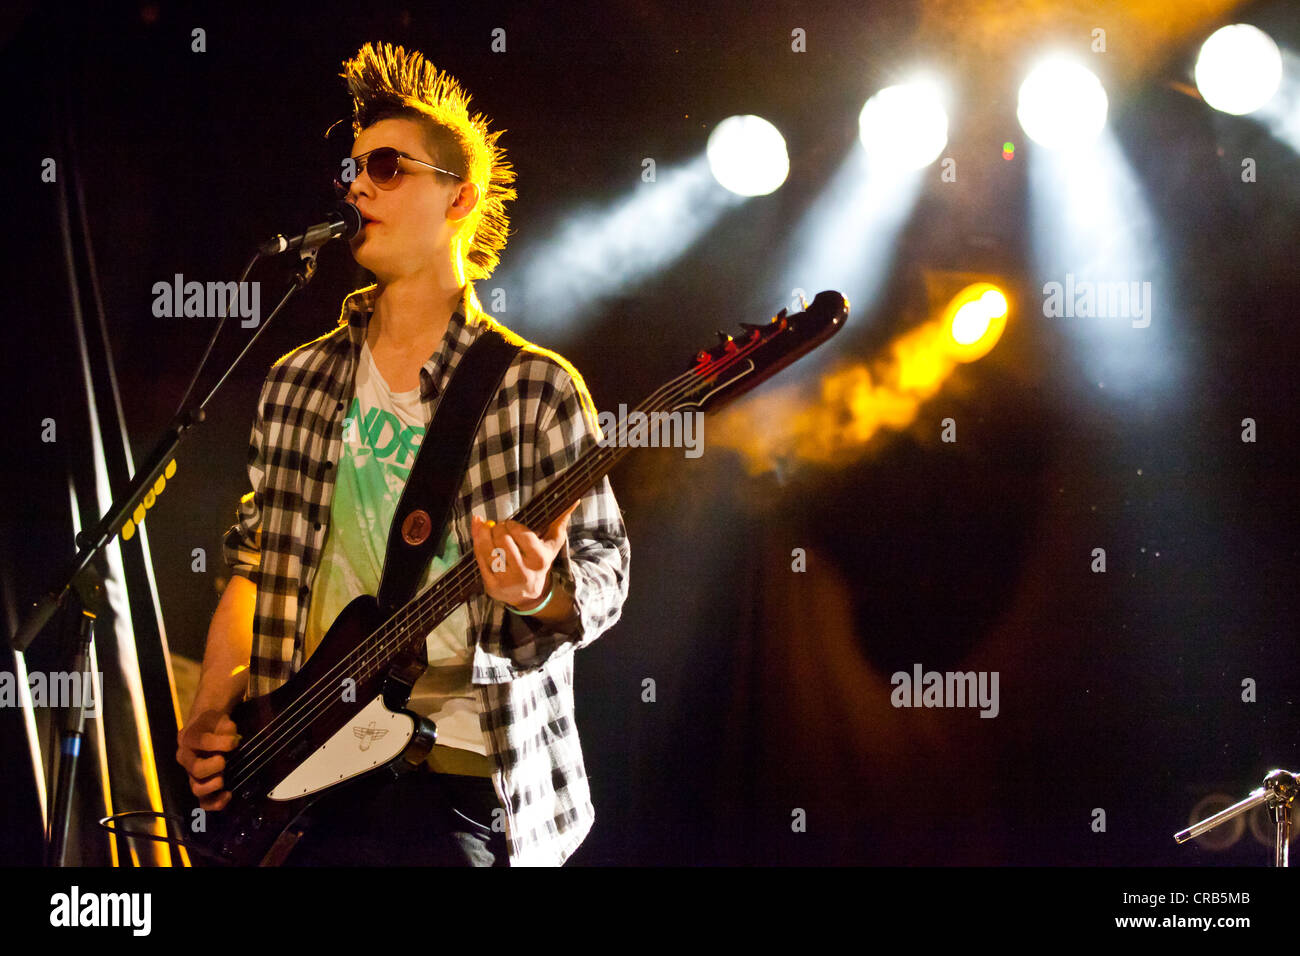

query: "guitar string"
left=220, top=341, right=752, bottom=792
left=224, top=326, right=778, bottom=792
left=223, top=433, right=626, bottom=792
left=221, top=358, right=708, bottom=792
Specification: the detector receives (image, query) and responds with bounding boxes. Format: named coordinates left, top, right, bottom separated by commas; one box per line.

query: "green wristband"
left=507, top=574, right=556, bottom=616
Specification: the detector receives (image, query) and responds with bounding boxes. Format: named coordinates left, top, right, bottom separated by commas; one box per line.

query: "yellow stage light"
left=943, top=284, right=1008, bottom=362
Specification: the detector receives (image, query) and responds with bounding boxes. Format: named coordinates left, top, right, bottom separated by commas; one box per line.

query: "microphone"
left=259, top=201, right=363, bottom=256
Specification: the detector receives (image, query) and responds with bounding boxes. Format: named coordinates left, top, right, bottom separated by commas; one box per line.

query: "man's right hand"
left=176, top=710, right=241, bottom=812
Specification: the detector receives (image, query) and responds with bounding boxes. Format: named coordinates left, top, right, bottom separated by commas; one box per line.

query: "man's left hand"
left=471, top=500, right=581, bottom=611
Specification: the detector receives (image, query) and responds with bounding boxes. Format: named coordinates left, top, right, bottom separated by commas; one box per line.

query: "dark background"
left=2, top=0, right=1297, bottom=865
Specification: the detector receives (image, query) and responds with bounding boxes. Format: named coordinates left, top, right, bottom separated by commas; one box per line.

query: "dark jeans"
left=284, top=764, right=509, bottom=867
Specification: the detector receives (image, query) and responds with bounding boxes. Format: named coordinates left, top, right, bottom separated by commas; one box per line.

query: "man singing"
left=176, top=40, right=630, bottom=866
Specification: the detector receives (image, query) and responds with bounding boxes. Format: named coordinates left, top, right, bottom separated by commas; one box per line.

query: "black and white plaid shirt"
left=222, top=281, right=631, bottom=866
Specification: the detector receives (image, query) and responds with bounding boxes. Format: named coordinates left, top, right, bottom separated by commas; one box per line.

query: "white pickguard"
left=268, top=695, right=415, bottom=801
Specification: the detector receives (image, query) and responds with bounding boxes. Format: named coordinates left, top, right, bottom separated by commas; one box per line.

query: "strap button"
left=401, top=509, right=432, bottom=546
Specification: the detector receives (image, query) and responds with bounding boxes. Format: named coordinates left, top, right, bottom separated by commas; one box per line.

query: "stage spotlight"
left=943, top=283, right=1008, bottom=362
left=706, top=115, right=789, bottom=196
left=858, top=79, right=949, bottom=170
left=1195, top=24, right=1282, bottom=115
left=1016, top=57, right=1108, bottom=149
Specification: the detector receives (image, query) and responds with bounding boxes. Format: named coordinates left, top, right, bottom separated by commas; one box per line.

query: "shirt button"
left=314, top=521, right=322, bottom=530
left=336, top=401, right=344, bottom=410
left=299, top=585, right=310, bottom=599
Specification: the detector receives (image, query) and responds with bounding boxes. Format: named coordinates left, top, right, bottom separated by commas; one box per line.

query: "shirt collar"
left=337, top=281, right=486, bottom=400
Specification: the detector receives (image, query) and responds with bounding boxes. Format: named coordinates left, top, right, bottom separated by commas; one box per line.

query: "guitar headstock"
left=674, top=290, right=849, bottom=415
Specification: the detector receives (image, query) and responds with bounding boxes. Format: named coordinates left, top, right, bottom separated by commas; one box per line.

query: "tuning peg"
left=739, top=322, right=763, bottom=342
left=715, top=330, right=738, bottom=352
left=771, top=308, right=788, bottom=323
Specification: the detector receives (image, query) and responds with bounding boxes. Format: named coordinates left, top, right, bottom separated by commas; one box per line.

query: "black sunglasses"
left=333, top=146, right=463, bottom=198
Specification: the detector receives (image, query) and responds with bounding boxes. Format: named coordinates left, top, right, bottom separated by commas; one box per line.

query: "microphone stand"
left=44, top=566, right=107, bottom=866
left=11, top=240, right=325, bottom=865
left=1174, top=769, right=1298, bottom=866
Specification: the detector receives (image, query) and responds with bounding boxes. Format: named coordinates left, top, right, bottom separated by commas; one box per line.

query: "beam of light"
left=768, top=143, right=926, bottom=352
left=1195, top=24, right=1283, bottom=115
left=1249, top=49, right=1300, bottom=155
left=858, top=78, right=950, bottom=171
left=1017, top=56, right=1109, bottom=149
left=706, top=114, right=790, bottom=196
left=708, top=285, right=1010, bottom=477
left=511, top=154, right=744, bottom=330
left=1027, top=131, right=1182, bottom=403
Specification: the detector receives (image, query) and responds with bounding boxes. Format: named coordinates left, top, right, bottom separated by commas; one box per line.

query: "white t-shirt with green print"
left=303, top=340, right=487, bottom=756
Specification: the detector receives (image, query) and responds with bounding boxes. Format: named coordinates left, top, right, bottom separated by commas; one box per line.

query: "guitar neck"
left=361, top=289, right=848, bottom=669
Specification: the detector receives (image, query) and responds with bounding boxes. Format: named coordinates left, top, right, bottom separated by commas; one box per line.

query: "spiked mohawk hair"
left=340, top=41, right=517, bottom=281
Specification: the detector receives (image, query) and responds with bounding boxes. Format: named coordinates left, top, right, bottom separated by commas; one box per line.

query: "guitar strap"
left=375, top=325, right=522, bottom=614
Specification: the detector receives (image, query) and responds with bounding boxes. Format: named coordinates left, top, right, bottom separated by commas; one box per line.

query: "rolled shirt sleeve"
left=503, top=367, right=630, bottom=667
left=222, top=380, right=269, bottom=581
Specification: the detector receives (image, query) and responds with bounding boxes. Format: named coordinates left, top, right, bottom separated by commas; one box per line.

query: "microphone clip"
left=258, top=201, right=363, bottom=258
